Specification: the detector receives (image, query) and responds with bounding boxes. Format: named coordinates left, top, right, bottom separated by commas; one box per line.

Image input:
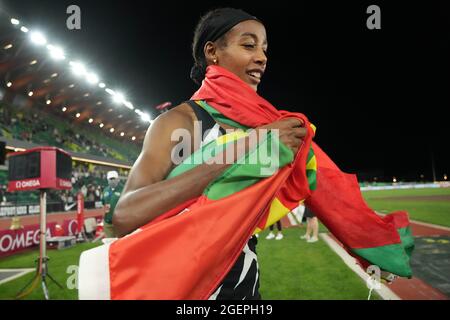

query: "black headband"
left=193, top=8, right=260, bottom=63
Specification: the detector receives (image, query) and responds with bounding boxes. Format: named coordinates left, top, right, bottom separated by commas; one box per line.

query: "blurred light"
left=99, top=123, right=104, bottom=128
left=141, top=113, right=151, bottom=123
left=30, top=32, right=47, bottom=45
left=76, top=113, right=81, bottom=118
left=113, top=92, right=125, bottom=104
left=98, top=82, right=106, bottom=88
left=84, top=93, right=90, bottom=97
left=124, top=101, right=134, bottom=110
left=10, top=18, right=20, bottom=25
left=68, top=84, right=75, bottom=88
left=86, top=73, right=99, bottom=85
left=444, top=174, right=448, bottom=181
left=43, top=79, right=51, bottom=84
left=20, top=26, right=29, bottom=33
left=110, top=128, right=115, bottom=133
left=105, top=88, right=115, bottom=95
left=28, top=91, right=33, bottom=97
left=70, top=61, right=86, bottom=76
left=6, top=82, right=12, bottom=87
left=46, top=99, right=51, bottom=105
left=96, top=101, right=102, bottom=105
left=132, top=136, right=136, bottom=141
left=51, top=73, right=58, bottom=78
left=88, top=118, right=93, bottom=123
left=3, top=44, right=13, bottom=50
left=392, top=177, right=397, bottom=183
left=62, top=107, right=67, bottom=112
left=120, top=132, right=124, bottom=137
left=30, top=60, right=37, bottom=65
left=47, top=45, right=65, bottom=60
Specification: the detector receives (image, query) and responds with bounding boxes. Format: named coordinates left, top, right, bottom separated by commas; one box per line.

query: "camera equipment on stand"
left=7, top=147, right=72, bottom=300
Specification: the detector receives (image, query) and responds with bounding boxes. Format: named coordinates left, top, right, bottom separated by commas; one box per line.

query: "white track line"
left=320, top=233, right=401, bottom=300
left=0, top=268, right=35, bottom=286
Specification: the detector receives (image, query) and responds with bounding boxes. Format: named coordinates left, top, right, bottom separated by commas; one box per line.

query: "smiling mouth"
left=247, top=71, right=262, bottom=83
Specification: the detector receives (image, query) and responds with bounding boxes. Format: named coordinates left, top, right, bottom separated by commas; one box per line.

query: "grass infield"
left=362, top=187, right=450, bottom=227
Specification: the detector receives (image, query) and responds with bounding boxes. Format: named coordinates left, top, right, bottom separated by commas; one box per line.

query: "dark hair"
left=190, top=8, right=259, bottom=85
left=191, top=9, right=226, bottom=85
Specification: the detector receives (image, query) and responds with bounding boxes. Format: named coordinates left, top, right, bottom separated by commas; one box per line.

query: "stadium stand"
left=0, top=101, right=140, bottom=162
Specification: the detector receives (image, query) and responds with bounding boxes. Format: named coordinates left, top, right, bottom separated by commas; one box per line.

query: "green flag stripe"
left=205, top=131, right=294, bottom=200
left=197, top=100, right=249, bottom=130
left=352, top=227, right=414, bottom=277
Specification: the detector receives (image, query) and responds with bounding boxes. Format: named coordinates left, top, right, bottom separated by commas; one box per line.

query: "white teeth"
left=248, top=72, right=261, bottom=79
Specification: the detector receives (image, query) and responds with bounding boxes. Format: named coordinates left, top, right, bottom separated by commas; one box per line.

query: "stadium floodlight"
left=62, top=107, right=67, bottom=112
left=113, top=92, right=125, bottom=104
left=6, top=82, right=12, bottom=87
left=30, top=32, right=47, bottom=46
left=124, top=101, right=134, bottom=110
left=132, top=136, right=136, bottom=141
left=70, top=61, right=87, bottom=76
left=28, top=91, right=33, bottom=97
left=99, top=123, right=104, bottom=128
left=20, top=26, right=29, bottom=33
left=98, top=82, right=106, bottom=88
left=46, top=99, right=51, bottom=105
left=120, top=132, right=125, bottom=137
left=47, top=45, right=65, bottom=60
left=105, top=88, right=115, bottom=95
left=76, top=113, right=81, bottom=118
left=86, top=72, right=99, bottom=85
left=110, top=128, right=115, bottom=133
left=88, top=118, right=93, bottom=123
left=140, top=113, right=151, bottom=123
left=11, top=18, right=20, bottom=25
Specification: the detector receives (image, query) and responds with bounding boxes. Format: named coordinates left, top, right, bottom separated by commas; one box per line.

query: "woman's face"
left=215, top=20, right=268, bottom=91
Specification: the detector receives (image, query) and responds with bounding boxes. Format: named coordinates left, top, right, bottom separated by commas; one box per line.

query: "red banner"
left=0, top=223, right=56, bottom=258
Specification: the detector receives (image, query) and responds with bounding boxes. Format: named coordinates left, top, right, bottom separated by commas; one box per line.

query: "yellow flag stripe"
left=306, top=155, right=317, bottom=171
left=215, top=130, right=248, bottom=145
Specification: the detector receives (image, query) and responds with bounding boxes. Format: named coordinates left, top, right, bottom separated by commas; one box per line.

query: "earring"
left=213, top=58, right=218, bottom=64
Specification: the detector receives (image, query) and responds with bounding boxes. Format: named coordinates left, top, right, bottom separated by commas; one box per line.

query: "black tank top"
left=184, top=100, right=261, bottom=300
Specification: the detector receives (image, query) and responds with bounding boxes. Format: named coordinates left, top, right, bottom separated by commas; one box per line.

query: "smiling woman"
left=108, top=7, right=306, bottom=300
left=191, top=9, right=268, bottom=91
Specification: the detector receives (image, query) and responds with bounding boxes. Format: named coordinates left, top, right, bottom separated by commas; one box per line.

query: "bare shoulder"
left=140, top=102, right=195, bottom=152
left=149, top=102, right=195, bottom=134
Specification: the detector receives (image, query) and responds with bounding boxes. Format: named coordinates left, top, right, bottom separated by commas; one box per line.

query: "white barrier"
left=360, top=182, right=449, bottom=191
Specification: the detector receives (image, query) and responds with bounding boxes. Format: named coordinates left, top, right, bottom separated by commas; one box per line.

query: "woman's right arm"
left=113, top=107, right=232, bottom=237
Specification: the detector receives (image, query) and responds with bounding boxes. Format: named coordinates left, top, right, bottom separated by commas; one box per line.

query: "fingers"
left=284, top=118, right=304, bottom=127
left=292, top=127, right=307, bottom=138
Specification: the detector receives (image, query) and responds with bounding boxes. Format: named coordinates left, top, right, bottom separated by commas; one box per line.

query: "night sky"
left=1, top=0, right=449, bottom=181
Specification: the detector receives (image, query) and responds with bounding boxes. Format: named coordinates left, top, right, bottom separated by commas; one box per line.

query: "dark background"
left=1, top=0, right=449, bottom=181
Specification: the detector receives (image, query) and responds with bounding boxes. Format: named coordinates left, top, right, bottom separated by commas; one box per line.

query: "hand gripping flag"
left=78, top=65, right=413, bottom=300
